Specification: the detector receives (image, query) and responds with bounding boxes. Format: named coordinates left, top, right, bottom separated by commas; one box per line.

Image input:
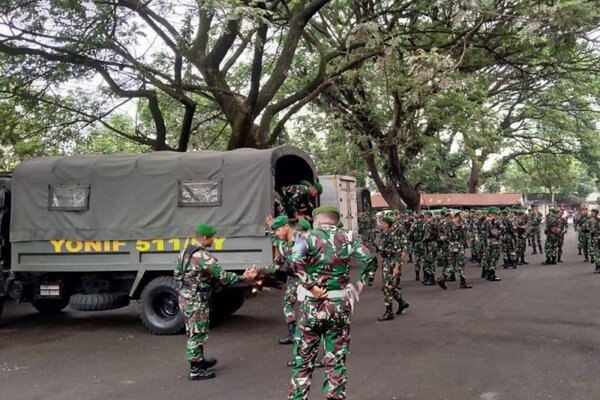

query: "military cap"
left=454, top=212, right=462, bottom=217
left=313, top=205, right=340, bottom=217
left=440, top=209, right=448, bottom=216
left=300, top=180, right=323, bottom=194
left=297, top=218, right=311, bottom=231
left=487, top=207, right=500, bottom=214
left=500, top=208, right=509, bottom=214
left=196, top=223, right=217, bottom=237
left=423, top=210, right=433, bottom=216
left=271, top=215, right=289, bottom=230
left=382, top=216, right=394, bottom=225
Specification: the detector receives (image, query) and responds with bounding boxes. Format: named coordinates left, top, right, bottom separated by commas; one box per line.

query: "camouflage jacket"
left=174, top=244, right=242, bottom=292
left=514, top=217, right=528, bottom=238
left=529, top=213, right=542, bottom=228
left=290, top=224, right=377, bottom=291
left=578, top=215, right=594, bottom=233
left=274, top=192, right=286, bottom=217
left=423, top=219, right=438, bottom=243
left=378, top=226, right=403, bottom=257
left=484, top=218, right=504, bottom=241
left=446, top=220, right=467, bottom=243
left=408, top=218, right=426, bottom=242
left=281, top=184, right=314, bottom=217
left=544, top=215, right=560, bottom=235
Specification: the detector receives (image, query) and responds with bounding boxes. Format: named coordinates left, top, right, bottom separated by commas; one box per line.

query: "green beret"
left=314, top=182, right=323, bottom=194
left=300, top=180, right=323, bottom=195
left=337, top=221, right=344, bottom=228
left=297, top=218, right=311, bottom=231
left=196, top=223, right=217, bottom=237
left=501, top=208, right=509, bottom=214
left=423, top=211, right=433, bottom=216
left=440, top=209, right=448, bottom=216
left=299, top=180, right=312, bottom=188
left=591, top=209, right=598, bottom=214
left=271, top=215, right=289, bottom=230
left=382, top=216, right=394, bottom=225
left=313, top=205, right=340, bottom=217
left=487, top=207, right=499, bottom=214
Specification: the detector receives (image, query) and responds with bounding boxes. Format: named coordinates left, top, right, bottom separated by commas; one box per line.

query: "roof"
left=10, top=146, right=316, bottom=242
left=372, top=193, right=523, bottom=209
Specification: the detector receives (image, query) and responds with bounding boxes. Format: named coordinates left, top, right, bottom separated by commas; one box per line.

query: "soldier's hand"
left=393, top=267, right=401, bottom=276
left=265, top=215, right=274, bottom=228
left=310, top=286, right=328, bottom=300
left=243, top=267, right=258, bottom=282
left=356, top=282, right=365, bottom=295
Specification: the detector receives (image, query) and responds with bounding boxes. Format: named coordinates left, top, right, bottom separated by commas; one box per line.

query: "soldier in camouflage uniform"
left=528, top=206, right=543, bottom=254
left=576, top=207, right=593, bottom=262
left=402, top=210, right=415, bottom=263
left=477, top=212, right=488, bottom=271
left=467, top=210, right=479, bottom=262
left=500, top=208, right=517, bottom=269
left=281, top=180, right=323, bottom=221
left=542, top=209, right=561, bottom=265
left=436, top=209, right=452, bottom=280
left=275, top=191, right=287, bottom=217
left=408, top=212, right=426, bottom=281
left=377, top=216, right=410, bottom=321
left=574, top=208, right=582, bottom=256
left=437, top=212, right=473, bottom=289
left=174, top=223, right=256, bottom=380
left=589, top=209, right=600, bottom=273
left=288, top=205, right=376, bottom=400
left=556, top=209, right=569, bottom=263
left=422, top=210, right=438, bottom=285
left=514, top=210, right=530, bottom=265
left=482, top=207, right=503, bottom=281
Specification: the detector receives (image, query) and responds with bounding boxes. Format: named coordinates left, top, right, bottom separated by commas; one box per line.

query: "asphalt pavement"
left=1, top=230, right=600, bottom=400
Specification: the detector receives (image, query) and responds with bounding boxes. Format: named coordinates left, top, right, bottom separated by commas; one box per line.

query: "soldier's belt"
left=297, top=284, right=359, bottom=312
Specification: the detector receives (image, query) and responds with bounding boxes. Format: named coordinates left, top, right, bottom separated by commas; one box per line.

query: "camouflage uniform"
left=288, top=224, right=376, bottom=400
left=378, top=224, right=404, bottom=308
left=174, top=244, right=243, bottom=362
left=500, top=213, right=517, bottom=268
left=422, top=217, right=439, bottom=284
left=590, top=214, right=600, bottom=272
left=274, top=192, right=287, bottom=217
left=514, top=214, right=529, bottom=264
left=444, top=220, right=467, bottom=278
left=265, top=235, right=299, bottom=325
left=577, top=214, right=593, bottom=261
left=436, top=218, right=450, bottom=274
left=557, top=215, right=569, bottom=262
left=408, top=216, right=426, bottom=279
left=281, top=184, right=315, bottom=220
left=543, top=214, right=561, bottom=263
left=528, top=211, right=543, bottom=254
left=482, top=216, right=503, bottom=280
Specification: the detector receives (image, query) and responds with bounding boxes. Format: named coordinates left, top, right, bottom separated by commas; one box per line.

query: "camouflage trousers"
left=501, top=237, right=516, bottom=263
left=423, top=242, right=437, bottom=274
left=178, top=290, right=209, bottom=362
left=289, top=297, right=352, bottom=400
left=437, top=241, right=449, bottom=271
left=529, top=228, right=542, bottom=248
left=283, top=277, right=300, bottom=324
left=444, top=242, right=465, bottom=279
left=413, top=242, right=425, bottom=272
left=381, top=258, right=402, bottom=306
left=469, top=235, right=479, bottom=259
left=515, top=236, right=527, bottom=259
left=579, top=232, right=591, bottom=258
left=482, top=240, right=501, bottom=272
left=558, top=234, right=565, bottom=258
left=545, top=234, right=560, bottom=258
left=478, top=238, right=488, bottom=264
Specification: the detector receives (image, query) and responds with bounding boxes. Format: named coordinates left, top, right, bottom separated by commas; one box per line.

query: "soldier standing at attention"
left=377, top=216, right=410, bottom=321
left=542, top=209, right=561, bottom=265
left=482, top=207, right=503, bottom=281
left=422, top=210, right=438, bottom=286
left=574, top=208, right=582, bottom=256
left=288, top=206, right=376, bottom=400
left=557, top=208, right=569, bottom=263
left=514, top=210, right=530, bottom=265
left=281, top=180, right=323, bottom=221
left=589, top=209, right=600, bottom=273
left=500, top=208, right=517, bottom=269
left=437, top=212, right=473, bottom=289
left=529, top=205, right=543, bottom=255
left=436, top=209, right=451, bottom=279
left=408, top=212, right=426, bottom=281
left=174, top=224, right=257, bottom=380
left=576, top=207, right=592, bottom=262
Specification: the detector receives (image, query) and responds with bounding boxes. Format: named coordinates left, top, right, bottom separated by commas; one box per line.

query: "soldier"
left=287, top=205, right=377, bottom=400
left=574, top=208, right=582, bottom=256
left=590, top=209, right=600, bottom=273
left=514, top=210, right=530, bottom=265
left=482, top=207, right=503, bottom=281
left=436, top=209, right=451, bottom=280
left=403, top=209, right=415, bottom=263
left=542, top=209, right=561, bottom=265
left=174, top=223, right=256, bottom=380
left=408, top=212, right=426, bottom=281
left=500, top=208, right=517, bottom=269
left=377, top=216, right=410, bottom=321
left=281, top=180, right=323, bottom=221
left=437, top=212, right=473, bottom=289
left=467, top=209, right=479, bottom=262
left=557, top=208, right=569, bottom=263
left=422, top=210, right=438, bottom=285
left=529, top=205, right=543, bottom=254
left=274, top=191, right=287, bottom=217
left=576, top=207, right=592, bottom=262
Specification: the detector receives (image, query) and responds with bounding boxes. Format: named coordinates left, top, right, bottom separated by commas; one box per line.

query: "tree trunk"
left=468, top=158, right=480, bottom=193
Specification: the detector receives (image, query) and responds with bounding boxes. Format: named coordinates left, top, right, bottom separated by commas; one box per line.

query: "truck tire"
left=32, top=297, right=70, bottom=314
left=140, top=276, right=184, bottom=335
left=211, top=288, right=245, bottom=320
left=69, top=292, right=130, bottom=311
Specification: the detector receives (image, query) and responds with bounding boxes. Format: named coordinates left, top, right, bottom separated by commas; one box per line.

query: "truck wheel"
left=32, top=297, right=70, bottom=314
left=211, top=288, right=245, bottom=320
left=140, top=276, right=184, bottom=335
left=69, top=292, right=130, bottom=311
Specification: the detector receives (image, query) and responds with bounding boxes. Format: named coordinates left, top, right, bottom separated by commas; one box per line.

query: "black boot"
left=584, top=254, right=589, bottom=262
left=542, top=257, right=552, bottom=265
left=378, top=305, right=395, bottom=321
left=594, top=265, right=600, bottom=274
left=481, top=267, right=487, bottom=278
left=396, top=299, right=410, bottom=315
left=551, top=257, right=557, bottom=265
left=447, top=273, right=456, bottom=282
left=578, top=248, right=582, bottom=256
left=557, top=254, right=563, bottom=263
left=539, top=244, right=543, bottom=254
left=521, top=256, right=529, bottom=265
left=437, top=275, right=448, bottom=290
left=423, top=272, right=436, bottom=286
left=198, top=356, right=218, bottom=370
left=503, top=259, right=509, bottom=269
left=408, top=255, right=413, bottom=263
left=189, top=361, right=216, bottom=381
left=487, top=270, right=501, bottom=282
left=460, top=277, right=473, bottom=289
left=279, top=322, right=296, bottom=345
left=532, top=247, right=537, bottom=255
left=415, top=270, right=420, bottom=281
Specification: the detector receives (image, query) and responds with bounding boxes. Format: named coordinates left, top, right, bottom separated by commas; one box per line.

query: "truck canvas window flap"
left=178, top=180, right=222, bottom=207
left=48, top=184, right=90, bottom=211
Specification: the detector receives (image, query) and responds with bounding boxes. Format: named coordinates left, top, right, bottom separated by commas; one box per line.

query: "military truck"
left=318, top=175, right=359, bottom=231
left=0, top=146, right=317, bottom=334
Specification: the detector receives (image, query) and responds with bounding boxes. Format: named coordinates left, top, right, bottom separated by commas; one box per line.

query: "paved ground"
left=2, top=231, right=600, bottom=400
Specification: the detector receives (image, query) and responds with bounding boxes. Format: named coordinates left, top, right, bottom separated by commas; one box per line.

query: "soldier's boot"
left=189, top=362, right=216, bottom=381
left=437, top=274, right=448, bottom=290
left=487, top=270, right=501, bottom=282
left=396, top=299, right=410, bottom=315
left=378, top=305, right=395, bottom=321
left=279, top=322, right=296, bottom=345
left=481, top=267, right=487, bottom=278
left=198, top=356, right=217, bottom=370
left=423, top=273, right=436, bottom=286
left=459, top=277, right=473, bottom=289
left=594, top=265, right=600, bottom=274
left=532, top=248, right=537, bottom=255
left=539, top=244, right=543, bottom=254
left=408, top=254, right=413, bottom=263
left=503, top=258, right=509, bottom=269
left=521, top=256, right=529, bottom=265
left=578, top=248, right=582, bottom=256
left=584, top=252, right=589, bottom=262
left=447, top=273, right=456, bottom=282
left=542, top=257, right=552, bottom=265
left=415, top=270, right=420, bottom=281
left=557, top=254, right=563, bottom=263
left=591, top=256, right=595, bottom=263
left=551, top=256, right=557, bottom=265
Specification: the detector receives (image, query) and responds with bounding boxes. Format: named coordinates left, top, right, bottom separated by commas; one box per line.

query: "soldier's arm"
left=205, top=257, right=243, bottom=286
left=350, top=240, right=377, bottom=286
left=173, top=251, right=185, bottom=281
left=289, top=235, right=314, bottom=289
